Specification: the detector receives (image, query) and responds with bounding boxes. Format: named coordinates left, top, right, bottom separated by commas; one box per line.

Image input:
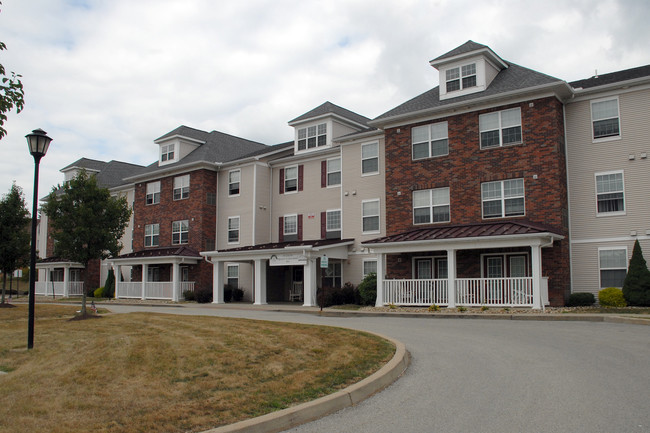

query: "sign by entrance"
left=270, top=254, right=307, bottom=267
left=320, top=254, right=328, bottom=268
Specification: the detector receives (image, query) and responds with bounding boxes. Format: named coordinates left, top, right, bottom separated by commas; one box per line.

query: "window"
left=283, top=214, right=297, bottom=236
left=599, top=248, right=627, bottom=288
left=228, top=170, right=240, bottom=196
left=297, top=123, right=327, bottom=150
left=147, top=267, right=160, bottom=282
left=446, top=63, right=476, bottom=92
left=228, top=217, right=239, bottom=244
left=161, top=143, right=175, bottom=162
left=284, top=166, right=298, bottom=193
left=482, top=179, right=525, bottom=218
left=362, top=142, right=379, bottom=174
left=144, top=223, right=159, bottom=247
left=591, top=98, right=620, bottom=140
left=327, top=158, right=341, bottom=186
left=363, top=259, right=377, bottom=278
left=146, top=181, right=160, bottom=205
left=414, top=257, right=448, bottom=279
left=172, top=220, right=189, bottom=245
left=322, top=262, right=342, bottom=288
left=479, top=108, right=522, bottom=148
left=413, top=187, right=450, bottom=224
left=227, top=264, right=239, bottom=288
left=596, top=172, right=625, bottom=215
left=362, top=200, right=380, bottom=233
left=173, top=175, right=189, bottom=200
left=326, top=209, right=341, bottom=232
left=412, top=121, right=449, bottom=159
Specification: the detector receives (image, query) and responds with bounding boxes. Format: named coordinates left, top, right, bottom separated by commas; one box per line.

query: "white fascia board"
left=289, top=113, right=369, bottom=131
left=124, top=161, right=216, bottom=183
left=569, top=80, right=650, bottom=102
left=35, top=261, right=83, bottom=268
left=336, top=130, right=384, bottom=146
left=154, top=134, right=205, bottom=146
left=268, top=147, right=340, bottom=167
left=200, top=241, right=354, bottom=262
left=109, top=255, right=201, bottom=266
left=430, top=48, right=508, bottom=70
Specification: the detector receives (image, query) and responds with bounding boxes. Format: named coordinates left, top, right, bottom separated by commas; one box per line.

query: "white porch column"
left=172, top=261, right=180, bottom=302
left=374, top=253, right=385, bottom=307
left=212, top=260, right=224, bottom=304
left=447, top=248, right=457, bottom=308
left=141, top=264, right=147, bottom=300
left=113, top=264, right=120, bottom=299
left=254, top=259, right=267, bottom=305
left=303, top=258, right=317, bottom=307
left=63, top=267, right=70, bottom=297
left=531, top=243, right=542, bottom=310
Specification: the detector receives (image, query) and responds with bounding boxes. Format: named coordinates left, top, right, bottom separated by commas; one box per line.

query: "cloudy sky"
left=1, top=0, right=649, bottom=208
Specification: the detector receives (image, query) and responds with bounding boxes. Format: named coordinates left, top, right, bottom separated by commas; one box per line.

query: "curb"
left=201, top=334, right=410, bottom=433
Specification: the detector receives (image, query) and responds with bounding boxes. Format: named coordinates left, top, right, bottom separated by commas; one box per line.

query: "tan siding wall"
left=217, top=165, right=255, bottom=249
left=253, top=163, right=272, bottom=245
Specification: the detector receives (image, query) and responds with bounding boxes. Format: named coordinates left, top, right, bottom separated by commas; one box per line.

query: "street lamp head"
left=25, top=128, right=52, bottom=159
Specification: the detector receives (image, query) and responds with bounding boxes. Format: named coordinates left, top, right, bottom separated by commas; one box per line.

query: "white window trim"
left=411, top=255, right=448, bottom=279
left=326, top=158, right=341, bottom=187
left=479, top=252, right=530, bottom=278
left=595, top=170, right=626, bottom=217
left=296, top=122, right=329, bottom=153
left=171, top=220, right=189, bottom=245
left=362, top=199, right=381, bottom=235
left=283, top=214, right=298, bottom=236
left=227, top=216, right=240, bottom=244
left=284, top=165, right=299, bottom=195
left=412, top=121, right=449, bottom=160
left=591, top=96, right=621, bottom=143
left=481, top=178, right=525, bottom=219
left=598, top=246, right=628, bottom=289
left=445, top=62, right=477, bottom=93
left=146, top=181, right=161, bottom=205
left=173, top=174, right=190, bottom=201
left=413, top=187, right=450, bottom=225
left=144, top=223, right=159, bottom=247
left=227, top=264, right=239, bottom=288
left=228, top=169, right=241, bottom=197
left=361, top=142, right=380, bottom=176
left=479, top=108, right=522, bottom=149
left=326, top=209, right=342, bottom=232
left=160, top=143, right=176, bottom=165
left=362, top=259, right=378, bottom=278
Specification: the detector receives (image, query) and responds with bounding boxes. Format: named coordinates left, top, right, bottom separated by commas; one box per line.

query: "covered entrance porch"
left=35, top=259, right=85, bottom=297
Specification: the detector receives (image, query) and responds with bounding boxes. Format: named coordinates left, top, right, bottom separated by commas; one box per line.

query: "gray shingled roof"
left=430, top=40, right=489, bottom=63
left=570, top=64, right=650, bottom=89
left=95, top=160, right=146, bottom=189
left=60, top=158, right=107, bottom=173
left=373, top=62, right=563, bottom=122
left=289, top=101, right=371, bottom=127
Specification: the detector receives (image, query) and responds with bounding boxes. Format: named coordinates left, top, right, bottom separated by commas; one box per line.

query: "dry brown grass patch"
left=0, top=305, right=394, bottom=433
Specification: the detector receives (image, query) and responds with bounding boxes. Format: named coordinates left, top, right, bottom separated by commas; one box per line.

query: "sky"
left=1, top=0, right=649, bottom=209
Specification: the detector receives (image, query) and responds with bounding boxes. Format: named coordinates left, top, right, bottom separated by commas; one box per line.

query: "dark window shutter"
left=278, top=217, right=284, bottom=243
left=298, top=214, right=303, bottom=241
left=279, top=168, right=285, bottom=194
left=298, top=165, right=304, bottom=191
left=321, top=161, right=327, bottom=188
left=321, top=212, right=326, bottom=239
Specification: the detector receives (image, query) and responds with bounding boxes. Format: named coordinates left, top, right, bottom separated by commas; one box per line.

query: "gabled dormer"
left=153, top=126, right=206, bottom=166
left=430, top=40, right=508, bottom=101
left=288, top=102, right=371, bottom=155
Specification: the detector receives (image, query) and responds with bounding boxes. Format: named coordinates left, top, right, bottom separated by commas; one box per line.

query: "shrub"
left=457, top=306, right=467, bottom=312
left=622, top=240, right=650, bottom=306
left=183, top=290, right=196, bottom=302
left=357, top=273, right=377, bottom=306
left=341, top=282, right=356, bottom=304
left=93, top=287, right=105, bottom=298
left=103, top=270, right=115, bottom=298
left=599, top=287, right=627, bottom=307
left=195, top=288, right=213, bottom=304
left=567, top=292, right=596, bottom=307
left=232, top=287, right=244, bottom=302
left=428, top=304, right=439, bottom=312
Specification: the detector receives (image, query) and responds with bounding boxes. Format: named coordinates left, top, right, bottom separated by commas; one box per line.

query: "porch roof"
left=36, top=257, right=83, bottom=268
left=201, top=238, right=355, bottom=261
left=110, top=246, right=202, bottom=265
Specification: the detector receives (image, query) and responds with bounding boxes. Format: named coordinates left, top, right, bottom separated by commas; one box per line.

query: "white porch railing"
left=384, top=279, right=448, bottom=305
left=69, top=282, right=84, bottom=296
left=382, top=277, right=536, bottom=307
left=117, top=281, right=194, bottom=300
left=35, top=281, right=84, bottom=297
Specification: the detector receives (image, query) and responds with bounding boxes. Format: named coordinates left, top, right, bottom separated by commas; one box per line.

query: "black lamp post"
left=25, top=128, right=52, bottom=350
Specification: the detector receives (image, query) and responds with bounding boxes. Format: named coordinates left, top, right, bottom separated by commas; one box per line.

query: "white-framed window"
left=362, top=199, right=380, bottom=234
left=147, top=266, right=160, bottom=282
left=144, top=223, right=159, bottom=247
left=322, top=262, right=342, bottom=288
left=228, top=216, right=239, bottom=244
left=479, top=108, right=522, bottom=148
left=595, top=171, right=625, bottom=215
left=172, top=220, right=189, bottom=245
left=297, top=123, right=327, bottom=151
left=146, top=181, right=161, bottom=205
left=413, top=256, right=448, bottom=279
left=363, top=259, right=377, bottom=278
left=284, top=166, right=298, bottom=193
left=413, top=187, right=450, bottom=224
left=228, top=170, right=240, bottom=196
left=173, top=174, right=189, bottom=200
left=361, top=142, right=379, bottom=175
left=599, top=247, right=627, bottom=288
left=446, top=63, right=477, bottom=92
left=283, top=214, right=297, bottom=236
left=412, top=121, right=449, bottom=160
left=326, top=209, right=341, bottom=232
left=482, top=179, right=525, bottom=219
left=161, top=143, right=175, bottom=163
left=591, top=97, right=620, bottom=140
left=227, top=264, right=239, bottom=288
left=327, top=158, right=341, bottom=186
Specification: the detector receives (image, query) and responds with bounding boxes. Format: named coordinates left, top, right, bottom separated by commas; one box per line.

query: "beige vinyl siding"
left=217, top=165, right=255, bottom=249
left=253, top=163, right=272, bottom=245
left=332, top=122, right=361, bottom=141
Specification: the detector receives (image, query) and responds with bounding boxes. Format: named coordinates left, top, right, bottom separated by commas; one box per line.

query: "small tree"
left=103, top=269, right=115, bottom=298
left=357, top=272, right=377, bottom=306
left=0, top=183, right=30, bottom=305
left=42, top=170, right=131, bottom=316
left=622, top=240, right=650, bottom=306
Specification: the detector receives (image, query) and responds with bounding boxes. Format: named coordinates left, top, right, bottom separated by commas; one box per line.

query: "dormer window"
left=446, top=63, right=476, bottom=92
left=297, top=123, right=327, bottom=151
left=161, top=143, right=175, bottom=163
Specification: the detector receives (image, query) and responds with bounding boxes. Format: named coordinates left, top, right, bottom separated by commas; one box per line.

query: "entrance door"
left=485, top=256, right=503, bottom=301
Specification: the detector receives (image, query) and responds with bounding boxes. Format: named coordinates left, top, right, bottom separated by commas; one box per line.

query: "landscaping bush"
left=232, top=287, right=244, bottom=302
left=103, top=270, right=115, bottom=298
left=183, top=289, right=196, bottom=301
left=357, top=272, right=377, bottom=306
left=223, top=284, right=234, bottom=302
left=599, top=287, right=627, bottom=307
left=93, top=287, right=105, bottom=298
left=341, top=282, right=357, bottom=304
left=567, top=292, right=595, bottom=307
left=622, top=240, right=650, bottom=306
left=195, top=288, right=213, bottom=304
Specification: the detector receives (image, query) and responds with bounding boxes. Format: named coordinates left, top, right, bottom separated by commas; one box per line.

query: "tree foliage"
left=0, top=19, right=25, bottom=140
left=42, top=170, right=131, bottom=315
left=0, top=183, right=30, bottom=304
left=622, top=240, right=650, bottom=306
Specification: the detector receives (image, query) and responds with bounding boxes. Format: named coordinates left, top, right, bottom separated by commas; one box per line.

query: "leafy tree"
left=42, top=170, right=131, bottom=316
left=0, top=3, right=25, bottom=140
left=622, top=240, right=650, bottom=306
left=0, top=183, right=30, bottom=305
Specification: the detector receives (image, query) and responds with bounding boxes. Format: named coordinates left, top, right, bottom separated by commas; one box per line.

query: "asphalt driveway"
left=105, top=305, right=650, bottom=433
